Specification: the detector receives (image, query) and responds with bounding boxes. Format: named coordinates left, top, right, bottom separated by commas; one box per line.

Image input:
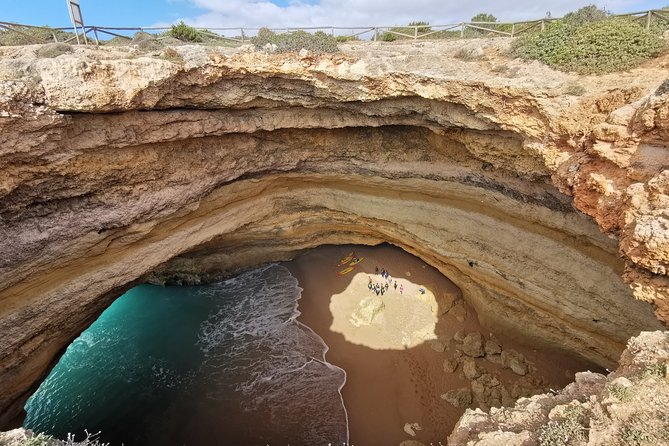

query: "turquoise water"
left=24, top=264, right=348, bottom=445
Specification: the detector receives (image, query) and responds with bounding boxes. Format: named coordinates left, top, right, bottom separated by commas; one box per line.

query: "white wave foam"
left=196, top=264, right=349, bottom=444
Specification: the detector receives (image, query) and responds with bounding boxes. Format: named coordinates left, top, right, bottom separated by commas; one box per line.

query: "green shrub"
left=610, top=383, right=633, bottom=401
left=621, top=427, right=651, bottom=445
left=167, top=21, right=202, bottom=42
left=36, top=42, right=73, bottom=58
left=454, top=46, right=485, bottom=61
left=471, top=13, right=498, bottom=23
left=643, top=362, right=667, bottom=377
left=335, top=35, right=359, bottom=42
left=381, top=31, right=397, bottom=41
left=408, top=21, right=431, bottom=32
left=648, top=9, right=669, bottom=34
left=130, top=31, right=163, bottom=50
left=104, top=36, right=131, bottom=46
left=563, top=5, right=609, bottom=26
left=513, top=17, right=664, bottom=74
left=563, top=81, right=586, bottom=96
left=380, top=21, right=433, bottom=41
left=0, top=26, right=75, bottom=46
left=252, top=28, right=338, bottom=53
left=466, top=12, right=512, bottom=36
left=539, top=406, right=586, bottom=445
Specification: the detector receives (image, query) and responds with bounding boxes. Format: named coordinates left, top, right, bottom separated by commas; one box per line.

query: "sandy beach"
left=288, top=244, right=599, bottom=445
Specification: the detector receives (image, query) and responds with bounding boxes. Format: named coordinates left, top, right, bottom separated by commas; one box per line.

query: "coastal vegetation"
left=1, top=5, right=666, bottom=74
left=166, top=21, right=203, bottom=42
left=513, top=5, right=666, bottom=74
left=252, top=28, right=339, bottom=52
left=381, top=21, right=432, bottom=41
left=0, top=26, right=74, bottom=46
left=538, top=406, right=586, bottom=446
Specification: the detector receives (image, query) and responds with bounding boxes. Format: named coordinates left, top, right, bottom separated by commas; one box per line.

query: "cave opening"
left=22, top=243, right=603, bottom=446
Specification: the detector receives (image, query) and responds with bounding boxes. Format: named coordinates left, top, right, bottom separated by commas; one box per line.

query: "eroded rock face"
left=0, top=41, right=667, bottom=428
left=448, top=331, right=669, bottom=446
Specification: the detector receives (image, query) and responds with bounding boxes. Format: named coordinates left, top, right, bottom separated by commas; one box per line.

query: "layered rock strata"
left=0, top=39, right=667, bottom=428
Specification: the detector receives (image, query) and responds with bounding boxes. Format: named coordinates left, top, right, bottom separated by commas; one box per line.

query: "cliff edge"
left=0, top=38, right=667, bottom=436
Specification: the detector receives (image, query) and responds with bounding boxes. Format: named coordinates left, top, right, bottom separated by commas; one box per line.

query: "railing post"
left=373, top=28, right=377, bottom=41
left=646, top=11, right=652, bottom=29
left=460, top=23, right=464, bottom=38
left=511, top=23, right=515, bottom=37
left=92, top=26, right=100, bottom=45
left=540, top=19, right=545, bottom=31
left=241, top=28, right=245, bottom=43
left=414, top=26, right=418, bottom=39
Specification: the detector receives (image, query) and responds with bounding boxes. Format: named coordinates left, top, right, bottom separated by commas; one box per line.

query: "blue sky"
left=3, top=0, right=668, bottom=28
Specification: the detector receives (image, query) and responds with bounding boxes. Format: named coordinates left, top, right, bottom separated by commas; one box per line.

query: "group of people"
left=368, top=266, right=403, bottom=296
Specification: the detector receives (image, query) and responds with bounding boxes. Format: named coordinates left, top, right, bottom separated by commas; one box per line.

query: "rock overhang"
left=0, top=40, right=667, bottom=429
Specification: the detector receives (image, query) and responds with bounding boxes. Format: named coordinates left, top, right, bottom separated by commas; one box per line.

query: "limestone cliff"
left=448, top=331, right=669, bottom=445
left=0, top=39, right=667, bottom=429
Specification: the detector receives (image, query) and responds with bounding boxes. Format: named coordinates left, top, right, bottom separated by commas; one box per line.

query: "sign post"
left=65, top=0, right=87, bottom=44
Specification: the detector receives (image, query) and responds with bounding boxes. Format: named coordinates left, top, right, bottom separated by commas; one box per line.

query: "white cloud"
left=178, top=0, right=657, bottom=31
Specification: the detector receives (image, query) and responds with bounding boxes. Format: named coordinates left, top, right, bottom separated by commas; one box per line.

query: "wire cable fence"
left=1, top=9, right=668, bottom=46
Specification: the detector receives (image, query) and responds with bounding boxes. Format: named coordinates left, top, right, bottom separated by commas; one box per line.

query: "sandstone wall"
left=0, top=40, right=667, bottom=428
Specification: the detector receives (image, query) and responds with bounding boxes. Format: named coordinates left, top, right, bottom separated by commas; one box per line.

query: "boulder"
left=610, top=376, right=633, bottom=388
left=462, top=332, right=485, bottom=357
left=462, top=358, right=482, bottom=380
left=429, top=339, right=447, bottom=352
left=501, top=349, right=528, bottom=375
left=453, top=329, right=466, bottom=342
left=484, top=339, right=502, bottom=356
left=443, top=357, right=459, bottom=373
left=441, top=388, right=472, bottom=408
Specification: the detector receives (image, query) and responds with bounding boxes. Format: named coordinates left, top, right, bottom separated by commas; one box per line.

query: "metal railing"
left=1, top=9, right=668, bottom=45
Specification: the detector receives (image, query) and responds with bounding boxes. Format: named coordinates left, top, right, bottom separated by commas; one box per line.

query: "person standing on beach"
left=375, top=266, right=379, bottom=275
left=394, top=281, right=398, bottom=291
left=400, top=284, right=403, bottom=295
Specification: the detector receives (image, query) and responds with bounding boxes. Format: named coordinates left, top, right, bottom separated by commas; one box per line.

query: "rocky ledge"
left=449, top=330, right=669, bottom=445
left=0, top=39, right=667, bottom=431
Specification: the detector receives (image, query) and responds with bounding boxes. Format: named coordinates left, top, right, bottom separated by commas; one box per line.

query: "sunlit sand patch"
left=329, top=272, right=439, bottom=349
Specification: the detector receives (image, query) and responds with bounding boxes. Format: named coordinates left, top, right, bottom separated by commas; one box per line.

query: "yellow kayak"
left=337, top=266, right=355, bottom=276
left=349, top=257, right=364, bottom=266
left=337, top=252, right=355, bottom=266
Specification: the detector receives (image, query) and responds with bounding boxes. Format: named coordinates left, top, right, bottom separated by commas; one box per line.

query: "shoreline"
left=287, top=243, right=474, bottom=444
left=291, top=294, right=351, bottom=444
left=287, top=243, right=599, bottom=445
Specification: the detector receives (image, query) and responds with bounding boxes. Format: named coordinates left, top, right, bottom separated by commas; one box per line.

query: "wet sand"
left=288, top=244, right=599, bottom=446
